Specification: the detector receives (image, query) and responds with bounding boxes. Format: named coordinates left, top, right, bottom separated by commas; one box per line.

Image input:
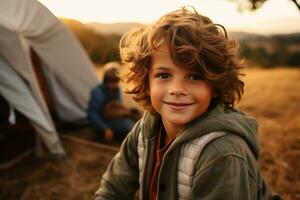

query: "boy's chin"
left=163, top=116, right=195, bottom=126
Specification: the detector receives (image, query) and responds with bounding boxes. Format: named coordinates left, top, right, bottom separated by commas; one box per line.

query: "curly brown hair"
left=119, top=6, right=244, bottom=112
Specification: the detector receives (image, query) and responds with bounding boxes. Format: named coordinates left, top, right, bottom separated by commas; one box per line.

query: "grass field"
left=1, top=67, right=299, bottom=199
left=97, top=66, right=300, bottom=199
left=238, top=68, right=300, bottom=199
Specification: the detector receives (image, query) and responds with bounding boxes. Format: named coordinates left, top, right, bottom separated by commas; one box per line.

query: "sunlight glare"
left=38, top=0, right=300, bottom=34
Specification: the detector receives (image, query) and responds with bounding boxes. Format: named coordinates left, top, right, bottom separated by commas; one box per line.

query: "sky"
left=38, top=0, right=300, bottom=35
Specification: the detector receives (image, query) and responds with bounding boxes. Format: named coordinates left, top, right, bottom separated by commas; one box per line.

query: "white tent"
left=0, top=0, right=99, bottom=157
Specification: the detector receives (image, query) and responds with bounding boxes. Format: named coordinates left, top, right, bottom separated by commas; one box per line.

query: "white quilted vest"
left=137, top=131, right=226, bottom=199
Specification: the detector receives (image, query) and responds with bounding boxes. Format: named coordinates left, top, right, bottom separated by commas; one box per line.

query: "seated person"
left=87, top=66, right=135, bottom=141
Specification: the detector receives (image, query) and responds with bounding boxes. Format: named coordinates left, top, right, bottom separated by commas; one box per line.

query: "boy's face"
left=149, top=45, right=213, bottom=134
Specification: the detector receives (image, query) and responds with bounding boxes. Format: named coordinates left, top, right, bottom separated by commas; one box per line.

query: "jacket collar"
left=140, top=104, right=259, bottom=158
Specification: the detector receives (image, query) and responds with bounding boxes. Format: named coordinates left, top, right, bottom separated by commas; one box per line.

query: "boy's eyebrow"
left=152, top=66, right=171, bottom=71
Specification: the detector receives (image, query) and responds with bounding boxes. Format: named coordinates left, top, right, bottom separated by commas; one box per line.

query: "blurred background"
left=0, top=0, right=299, bottom=199
left=41, top=0, right=300, bottom=67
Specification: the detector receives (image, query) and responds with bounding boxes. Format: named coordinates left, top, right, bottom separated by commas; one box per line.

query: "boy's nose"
left=168, top=78, right=187, bottom=96
left=168, top=88, right=187, bottom=96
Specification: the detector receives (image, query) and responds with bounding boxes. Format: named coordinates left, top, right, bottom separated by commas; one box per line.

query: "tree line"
left=62, top=19, right=121, bottom=64
left=238, top=33, right=300, bottom=67
left=62, top=19, right=300, bottom=68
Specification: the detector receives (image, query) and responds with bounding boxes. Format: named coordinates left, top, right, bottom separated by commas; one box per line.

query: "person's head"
left=103, top=66, right=120, bottom=91
left=119, top=7, right=244, bottom=118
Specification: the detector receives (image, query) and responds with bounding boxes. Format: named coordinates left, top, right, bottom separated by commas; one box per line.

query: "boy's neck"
left=161, top=119, right=184, bottom=141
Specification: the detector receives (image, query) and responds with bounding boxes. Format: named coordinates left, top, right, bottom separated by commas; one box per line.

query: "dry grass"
left=86, top=66, right=300, bottom=199
left=0, top=134, right=118, bottom=200
left=237, top=68, right=300, bottom=200
left=0, top=67, right=299, bottom=199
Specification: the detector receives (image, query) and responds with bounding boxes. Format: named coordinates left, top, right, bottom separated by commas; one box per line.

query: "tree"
left=230, top=0, right=300, bottom=11
left=61, top=18, right=121, bottom=64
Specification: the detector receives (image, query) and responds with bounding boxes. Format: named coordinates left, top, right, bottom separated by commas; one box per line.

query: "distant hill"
left=228, top=31, right=300, bottom=45
left=228, top=17, right=300, bottom=35
left=85, top=21, right=300, bottom=40
left=61, top=18, right=122, bottom=64
left=221, top=31, right=300, bottom=55
left=87, top=21, right=249, bottom=37
left=87, top=22, right=145, bottom=35
left=61, top=18, right=300, bottom=67
left=228, top=31, right=266, bottom=40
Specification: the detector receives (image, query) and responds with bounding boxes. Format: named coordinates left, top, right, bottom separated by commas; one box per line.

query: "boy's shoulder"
left=207, top=133, right=252, bottom=156
left=196, top=133, right=258, bottom=174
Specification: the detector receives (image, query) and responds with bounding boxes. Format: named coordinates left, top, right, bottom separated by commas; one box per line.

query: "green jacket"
left=95, top=104, right=273, bottom=200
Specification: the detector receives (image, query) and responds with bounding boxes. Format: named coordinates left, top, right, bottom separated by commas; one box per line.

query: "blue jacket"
left=87, top=83, right=121, bottom=133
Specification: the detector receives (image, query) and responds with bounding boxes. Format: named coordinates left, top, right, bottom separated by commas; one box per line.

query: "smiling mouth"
left=164, top=102, right=194, bottom=110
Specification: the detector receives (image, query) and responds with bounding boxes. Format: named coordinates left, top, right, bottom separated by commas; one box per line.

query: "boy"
left=95, top=7, right=277, bottom=199
left=88, top=66, right=135, bottom=141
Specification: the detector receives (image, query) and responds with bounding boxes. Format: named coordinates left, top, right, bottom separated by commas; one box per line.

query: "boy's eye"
left=155, top=73, right=170, bottom=79
left=188, top=74, right=202, bottom=81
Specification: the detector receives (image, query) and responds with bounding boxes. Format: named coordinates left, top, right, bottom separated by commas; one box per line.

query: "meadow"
left=96, top=66, right=300, bottom=199
left=238, top=68, right=300, bottom=199
left=0, top=67, right=299, bottom=199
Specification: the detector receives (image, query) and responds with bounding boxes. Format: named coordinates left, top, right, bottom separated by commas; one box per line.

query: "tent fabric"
left=0, top=0, right=100, bottom=156
left=0, top=0, right=99, bottom=117
left=41, top=64, right=87, bottom=122
left=29, top=21, right=99, bottom=112
left=0, top=25, right=55, bottom=132
left=0, top=57, right=54, bottom=133
left=0, top=56, right=65, bottom=155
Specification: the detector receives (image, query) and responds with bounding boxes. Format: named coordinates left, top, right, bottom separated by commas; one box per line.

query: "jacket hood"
left=140, top=104, right=260, bottom=159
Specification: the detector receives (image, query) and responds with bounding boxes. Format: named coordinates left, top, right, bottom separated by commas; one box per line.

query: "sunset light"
left=38, top=0, right=300, bottom=34
left=1, top=0, right=300, bottom=199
